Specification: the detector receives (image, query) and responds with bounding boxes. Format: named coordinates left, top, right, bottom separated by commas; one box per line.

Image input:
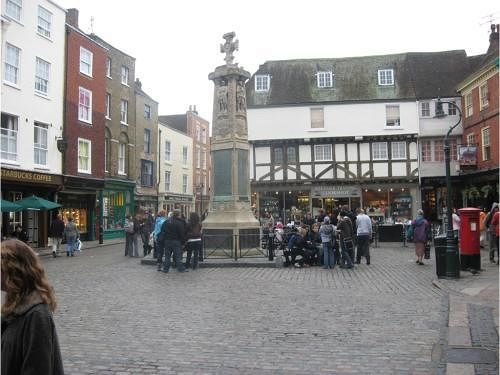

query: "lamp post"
left=435, top=98, right=462, bottom=279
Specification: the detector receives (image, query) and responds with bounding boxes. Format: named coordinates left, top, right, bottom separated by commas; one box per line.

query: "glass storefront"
left=61, top=208, right=88, bottom=234
left=103, top=190, right=131, bottom=230
left=362, top=187, right=412, bottom=223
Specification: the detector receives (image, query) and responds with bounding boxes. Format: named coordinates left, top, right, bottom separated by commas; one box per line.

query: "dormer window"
left=378, top=69, right=394, bottom=86
left=255, top=74, right=270, bottom=92
left=317, top=71, right=333, bottom=88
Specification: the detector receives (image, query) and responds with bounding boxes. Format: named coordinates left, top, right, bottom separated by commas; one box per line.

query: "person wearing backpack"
left=124, top=215, right=134, bottom=256
left=410, top=209, right=430, bottom=265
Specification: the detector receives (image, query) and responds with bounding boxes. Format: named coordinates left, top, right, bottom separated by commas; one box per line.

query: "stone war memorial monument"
left=204, top=32, right=260, bottom=256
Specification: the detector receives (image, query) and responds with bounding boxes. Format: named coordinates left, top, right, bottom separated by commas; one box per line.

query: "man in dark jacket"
left=49, top=214, right=65, bottom=258
left=337, top=209, right=355, bottom=268
left=157, top=209, right=187, bottom=273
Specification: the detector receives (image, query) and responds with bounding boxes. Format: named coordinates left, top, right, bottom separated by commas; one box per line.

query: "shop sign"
left=311, top=185, right=361, bottom=198
left=1, top=168, right=62, bottom=185
left=459, top=146, right=477, bottom=166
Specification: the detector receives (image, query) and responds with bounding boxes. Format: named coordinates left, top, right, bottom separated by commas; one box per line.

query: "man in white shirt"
left=356, top=208, right=373, bottom=265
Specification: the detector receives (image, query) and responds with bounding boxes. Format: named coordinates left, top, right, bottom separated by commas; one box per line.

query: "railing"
left=202, top=232, right=267, bottom=260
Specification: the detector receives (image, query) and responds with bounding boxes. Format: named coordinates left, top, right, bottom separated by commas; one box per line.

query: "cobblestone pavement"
left=43, top=243, right=449, bottom=374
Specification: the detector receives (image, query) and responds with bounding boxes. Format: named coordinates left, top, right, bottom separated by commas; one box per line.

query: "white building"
left=1, top=0, right=66, bottom=245
left=157, top=120, right=193, bottom=216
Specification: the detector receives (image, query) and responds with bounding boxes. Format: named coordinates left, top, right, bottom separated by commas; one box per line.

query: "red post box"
left=458, top=207, right=481, bottom=270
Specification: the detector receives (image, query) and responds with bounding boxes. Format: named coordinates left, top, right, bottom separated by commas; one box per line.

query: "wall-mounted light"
left=355, top=136, right=363, bottom=141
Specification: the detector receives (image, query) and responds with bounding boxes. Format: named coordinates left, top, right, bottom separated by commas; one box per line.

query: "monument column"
left=204, top=32, right=259, bottom=245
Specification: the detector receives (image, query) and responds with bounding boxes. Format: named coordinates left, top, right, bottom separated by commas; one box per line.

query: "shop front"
left=57, top=176, right=104, bottom=241
left=159, top=194, right=194, bottom=218
left=1, top=168, right=62, bottom=247
left=101, top=179, right=135, bottom=239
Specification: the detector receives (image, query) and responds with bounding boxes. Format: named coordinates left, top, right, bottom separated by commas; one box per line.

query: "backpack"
left=406, top=224, right=414, bottom=242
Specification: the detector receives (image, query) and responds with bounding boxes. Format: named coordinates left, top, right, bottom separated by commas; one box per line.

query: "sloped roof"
left=158, top=115, right=187, bottom=133
left=246, top=50, right=480, bottom=106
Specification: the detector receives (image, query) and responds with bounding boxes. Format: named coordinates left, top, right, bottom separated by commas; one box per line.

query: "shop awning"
left=15, top=195, right=61, bottom=211
left=1, top=199, right=22, bottom=212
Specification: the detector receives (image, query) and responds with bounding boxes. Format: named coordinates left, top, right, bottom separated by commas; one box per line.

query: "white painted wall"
left=1, top=0, right=66, bottom=174
left=418, top=99, right=463, bottom=137
left=248, top=101, right=419, bottom=141
left=158, top=122, right=193, bottom=196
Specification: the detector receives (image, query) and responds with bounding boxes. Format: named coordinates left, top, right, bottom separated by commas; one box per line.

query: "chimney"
left=193, top=105, right=198, bottom=115
left=487, top=24, right=499, bottom=55
left=66, top=8, right=79, bottom=28
left=135, top=78, right=142, bottom=90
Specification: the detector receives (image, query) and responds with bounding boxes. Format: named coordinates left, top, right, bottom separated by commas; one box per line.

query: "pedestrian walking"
left=490, top=204, right=499, bottom=265
left=141, top=210, right=154, bottom=257
left=153, top=210, right=167, bottom=260
left=479, top=207, right=487, bottom=248
left=124, top=215, right=134, bottom=256
left=452, top=208, right=461, bottom=238
left=485, top=203, right=499, bottom=263
left=185, top=212, right=202, bottom=270
left=1, top=239, right=64, bottom=375
left=63, top=216, right=79, bottom=257
left=355, top=208, right=372, bottom=265
left=132, top=214, right=141, bottom=257
left=410, top=209, right=431, bottom=265
left=319, top=216, right=336, bottom=269
left=157, top=209, right=187, bottom=273
left=49, top=213, right=65, bottom=258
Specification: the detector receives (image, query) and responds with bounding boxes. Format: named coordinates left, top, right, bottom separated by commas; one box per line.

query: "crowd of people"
left=264, top=205, right=374, bottom=269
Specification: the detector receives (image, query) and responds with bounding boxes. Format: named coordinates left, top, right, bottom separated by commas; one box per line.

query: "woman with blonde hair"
left=1, top=239, right=64, bottom=374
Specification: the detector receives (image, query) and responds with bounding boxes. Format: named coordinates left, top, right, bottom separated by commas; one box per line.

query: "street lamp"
left=434, top=97, right=462, bottom=279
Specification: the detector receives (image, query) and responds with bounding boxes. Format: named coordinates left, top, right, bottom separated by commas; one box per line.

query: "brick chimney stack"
left=66, top=8, right=79, bottom=28
left=487, top=24, right=499, bottom=55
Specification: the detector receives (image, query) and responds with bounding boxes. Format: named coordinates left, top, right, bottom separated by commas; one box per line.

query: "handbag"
left=74, top=239, right=82, bottom=252
left=424, top=243, right=431, bottom=259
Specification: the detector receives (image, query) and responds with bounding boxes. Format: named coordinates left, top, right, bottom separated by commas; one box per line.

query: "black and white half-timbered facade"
left=246, top=51, right=478, bottom=224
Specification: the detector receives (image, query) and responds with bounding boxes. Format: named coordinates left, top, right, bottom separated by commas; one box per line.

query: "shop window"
left=102, top=191, right=128, bottom=230
left=62, top=208, right=87, bottom=234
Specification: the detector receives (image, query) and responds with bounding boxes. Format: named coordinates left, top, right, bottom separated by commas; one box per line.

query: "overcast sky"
left=57, top=0, right=498, bottom=123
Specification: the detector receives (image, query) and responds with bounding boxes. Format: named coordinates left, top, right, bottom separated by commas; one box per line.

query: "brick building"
left=59, top=9, right=107, bottom=240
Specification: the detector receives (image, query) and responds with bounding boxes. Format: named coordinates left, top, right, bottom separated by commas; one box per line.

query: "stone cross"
left=220, top=32, right=239, bottom=65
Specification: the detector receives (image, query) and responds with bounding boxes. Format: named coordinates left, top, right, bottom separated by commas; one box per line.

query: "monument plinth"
left=204, top=32, right=259, bottom=232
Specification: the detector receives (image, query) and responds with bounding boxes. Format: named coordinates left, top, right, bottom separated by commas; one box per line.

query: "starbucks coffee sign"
left=1, top=168, right=62, bottom=185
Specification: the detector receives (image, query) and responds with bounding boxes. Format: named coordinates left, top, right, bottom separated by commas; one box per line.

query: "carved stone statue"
left=220, top=32, right=239, bottom=65
left=217, top=85, right=228, bottom=113
left=236, top=80, right=246, bottom=112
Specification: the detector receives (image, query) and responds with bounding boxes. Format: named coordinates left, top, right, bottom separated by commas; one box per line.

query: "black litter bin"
left=434, top=235, right=447, bottom=278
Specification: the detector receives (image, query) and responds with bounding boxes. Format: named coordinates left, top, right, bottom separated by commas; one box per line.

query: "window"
left=202, top=128, right=207, bottom=144
left=196, top=126, right=201, bottom=142
left=78, top=87, right=92, bottom=123
left=1, top=113, right=18, bottom=161
left=465, top=92, right=473, bottom=117
left=34, top=122, right=48, bottom=165
left=391, top=141, right=406, bottom=159
left=421, top=140, right=432, bottom=162
left=104, top=135, right=110, bottom=172
left=164, top=140, right=171, bottom=161
left=314, top=144, right=332, bottom=161
left=4, top=43, right=20, bottom=85
left=5, top=0, right=22, bottom=21
left=385, top=105, right=400, bottom=127
left=196, top=146, right=201, bottom=168
left=434, top=140, right=444, bottom=162
left=182, top=174, right=188, bottom=194
left=420, top=102, right=430, bottom=117
left=144, top=129, right=151, bottom=154
left=372, top=142, right=388, bottom=160
left=378, top=69, right=394, bottom=85
left=37, top=6, right=52, bottom=38
left=121, top=66, right=129, bottom=85
left=287, top=146, right=296, bottom=163
left=78, top=138, right=91, bottom=173
left=144, top=104, right=151, bottom=119
left=79, top=47, right=93, bottom=76
left=35, top=57, right=50, bottom=95
left=120, top=99, right=128, bottom=124
left=467, top=133, right=476, bottom=146
left=182, top=146, right=188, bottom=165
left=105, top=93, right=111, bottom=119
left=448, top=101, right=457, bottom=116
left=141, top=160, right=153, bottom=186
left=118, top=143, right=126, bottom=174
left=479, top=83, right=489, bottom=110
left=255, top=74, right=270, bottom=92
left=317, top=71, right=333, bottom=88
left=201, top=148, right=206, bottom=169
left=482, top=127, right=491, bottom=161
left=106, top=58, right=111, bottom=78
left=164, top=171, right=171, bottom=191
left=273, top=147, right=283, bottom=164
left=310, top=107, right=324, bottom=129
